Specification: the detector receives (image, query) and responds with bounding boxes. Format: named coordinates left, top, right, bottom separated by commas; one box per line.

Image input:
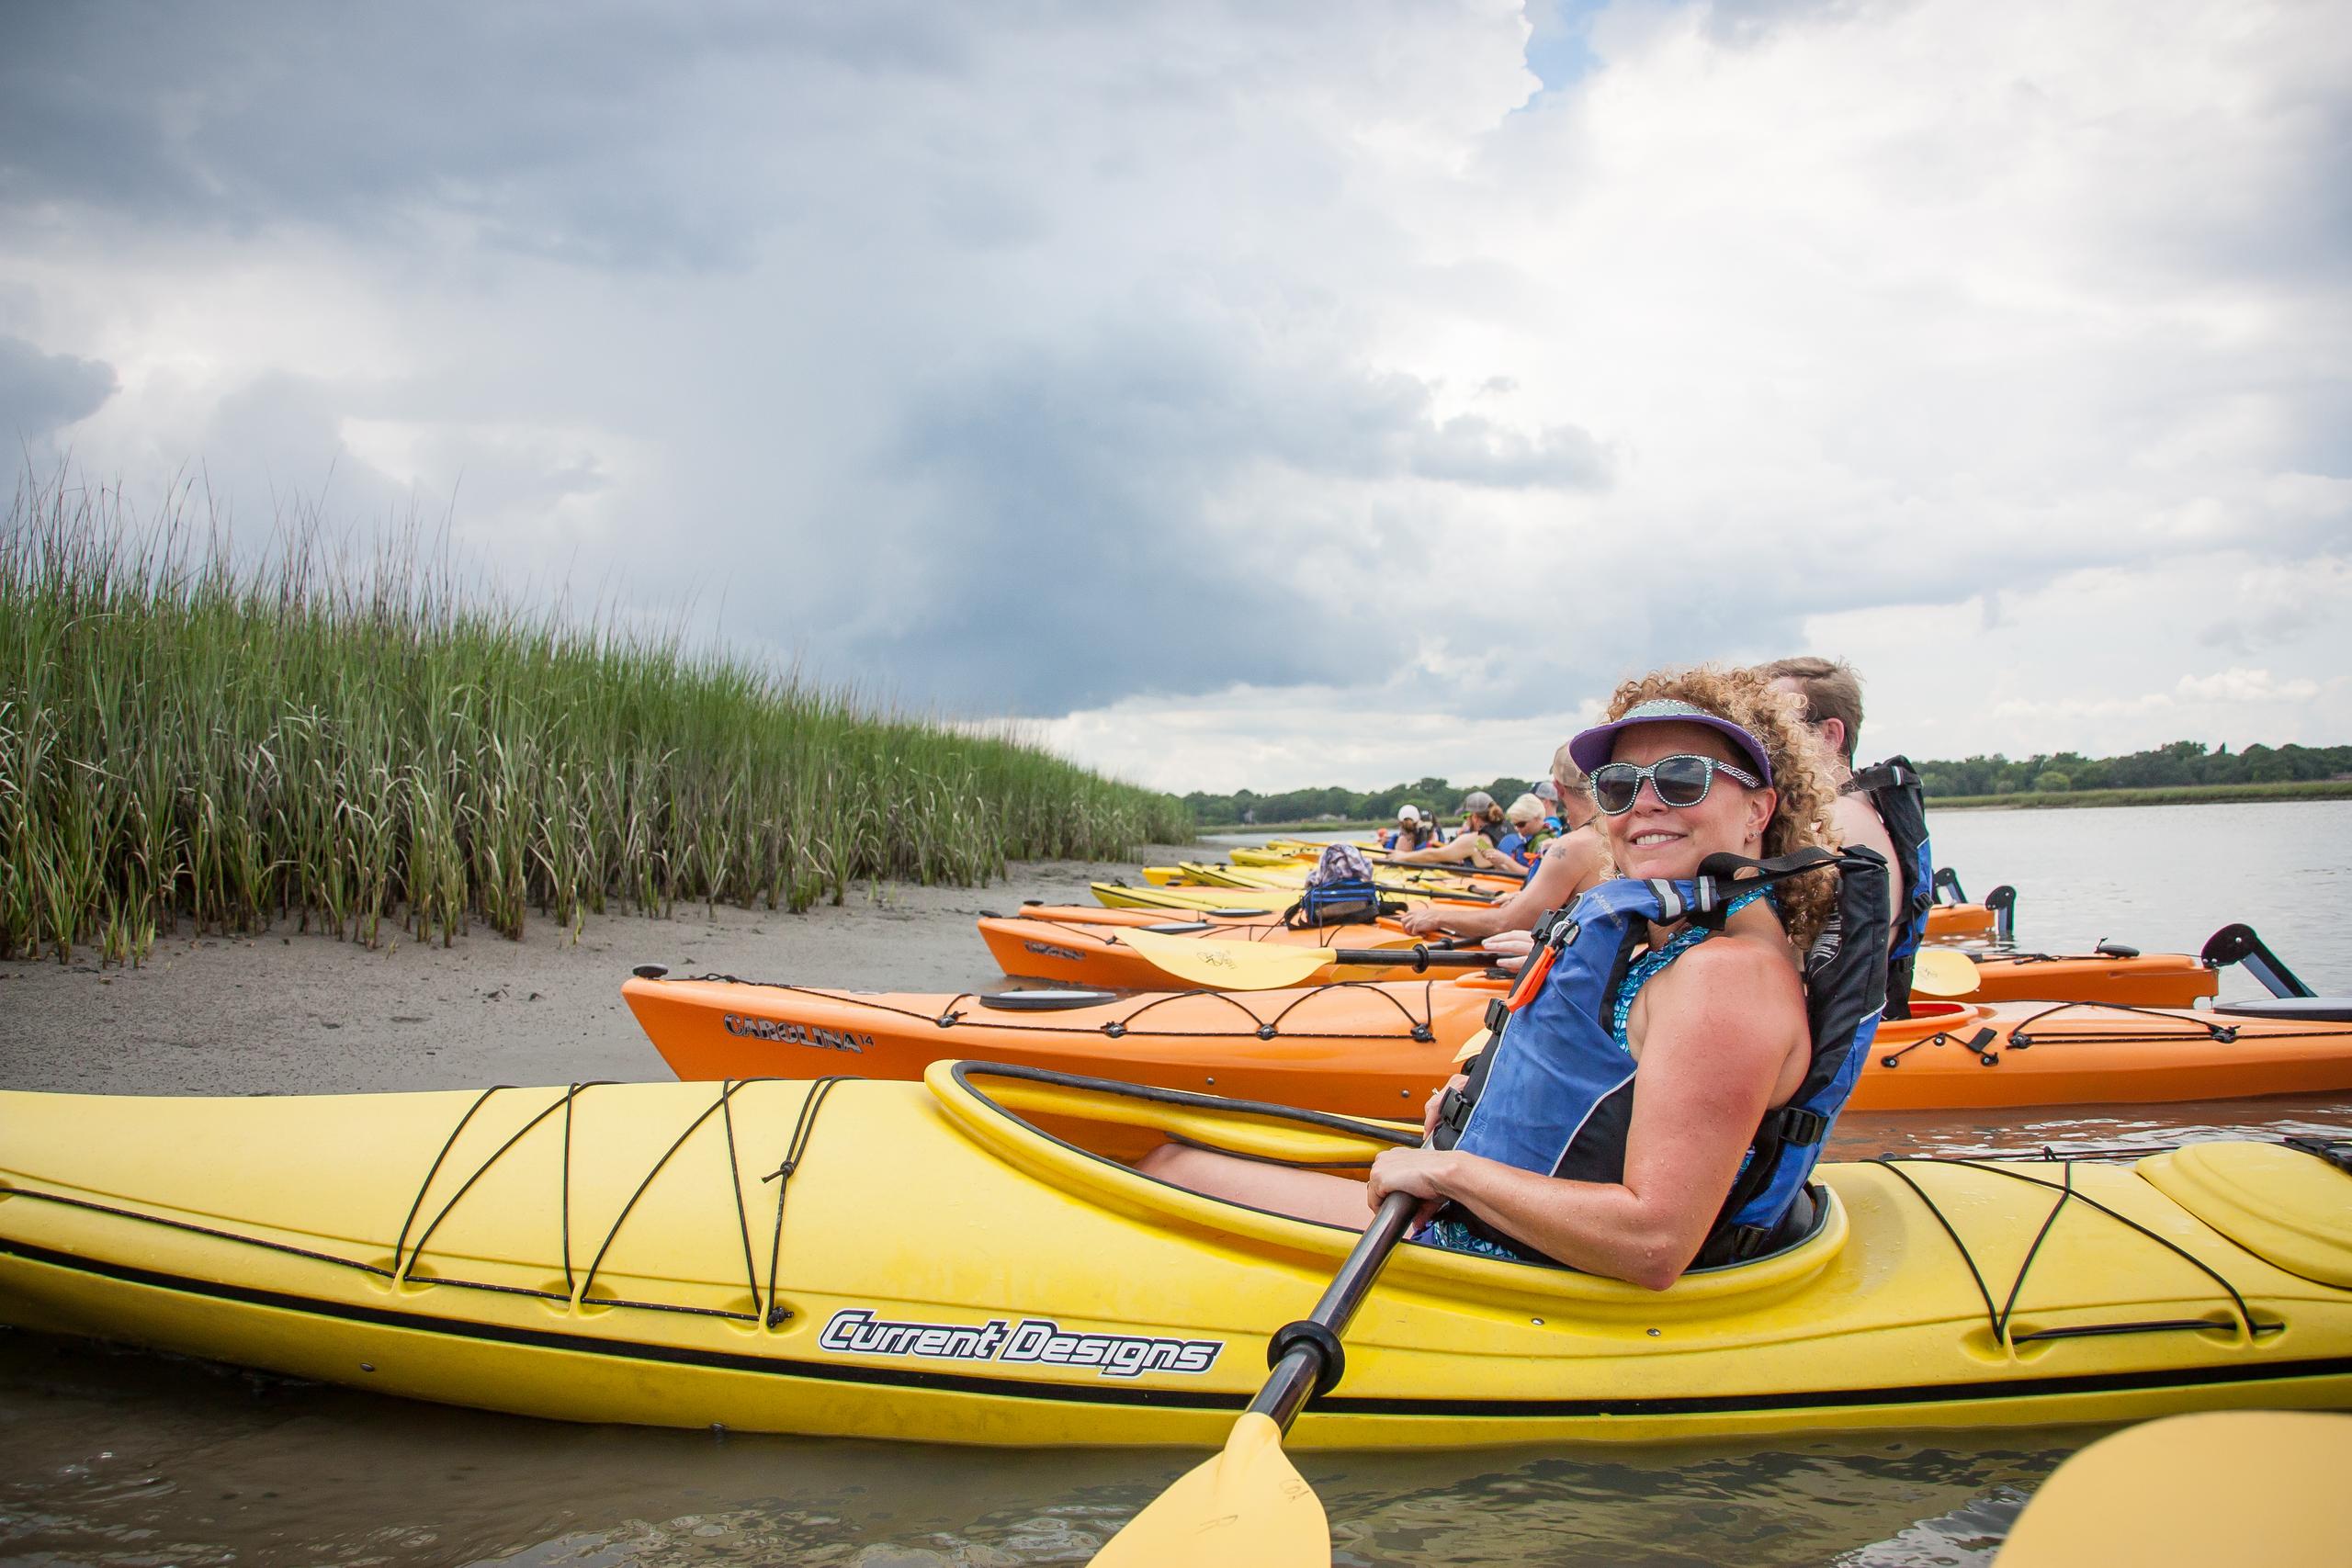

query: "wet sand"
left=0, top=846, right=1198, bottom=1097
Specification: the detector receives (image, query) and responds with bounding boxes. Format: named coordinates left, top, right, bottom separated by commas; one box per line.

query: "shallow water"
left=8, top=801, right=2350, bottom=1565
left=0, top=1331, right=2087, bottom=1566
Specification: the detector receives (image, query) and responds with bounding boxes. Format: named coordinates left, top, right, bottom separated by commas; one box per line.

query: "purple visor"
left=1568, top=698, right=1774, bottom=787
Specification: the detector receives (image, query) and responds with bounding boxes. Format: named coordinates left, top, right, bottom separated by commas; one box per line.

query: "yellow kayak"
left=1227, top=847, right=1313, bottom=868
left=1997, top=1411, right=2352, bottom=1565
left=3, top=1065, right=2348, bottom=1448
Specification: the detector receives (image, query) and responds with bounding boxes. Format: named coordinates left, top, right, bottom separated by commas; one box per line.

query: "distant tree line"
left=1909, top=740, right=2352, bottom=797
left=1185, top=775, right=1533, bottom=827
left=1186, top=740, right=2352, bottom=823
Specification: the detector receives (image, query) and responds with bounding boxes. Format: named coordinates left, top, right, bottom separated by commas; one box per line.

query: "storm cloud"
left=0, top=336, right=115, bottom=442
left=3, top=0, right=2346, bottom=787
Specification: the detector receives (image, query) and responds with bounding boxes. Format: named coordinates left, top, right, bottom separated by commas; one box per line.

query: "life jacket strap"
left=1842, top=761, right=1919, bottom=796
left=1503, top=903, right=1581, bottom=1011
left=1686, top=847, right=1844, bottom=931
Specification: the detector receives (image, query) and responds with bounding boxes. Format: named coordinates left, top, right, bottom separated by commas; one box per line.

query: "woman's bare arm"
left=1366, top=937, right=1805, bottom=1288
left=1397, top=830, right=1607, bottom=938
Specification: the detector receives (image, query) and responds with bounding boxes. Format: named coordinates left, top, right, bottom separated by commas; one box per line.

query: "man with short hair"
left=1759, top=655, right=1900, bottom=928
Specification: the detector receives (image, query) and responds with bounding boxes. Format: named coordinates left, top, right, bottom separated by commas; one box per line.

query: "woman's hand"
left=1421, top=1072, right=1469, bottom=1136
left=1396, top=904, right=1451, bottom=937
left=1368, top=1146, right=1457, bottom=1229
left=1477, top=928, right=1532, bottom=975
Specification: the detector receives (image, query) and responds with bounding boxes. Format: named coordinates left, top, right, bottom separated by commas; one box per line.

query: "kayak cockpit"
left=926, top=1058, right=1850, bottom=1314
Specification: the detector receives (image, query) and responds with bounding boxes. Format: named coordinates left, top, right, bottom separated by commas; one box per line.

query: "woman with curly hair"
left=1137, top=665, right=1847, bottom=1288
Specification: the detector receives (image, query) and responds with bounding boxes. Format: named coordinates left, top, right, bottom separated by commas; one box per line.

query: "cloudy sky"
left=5, top=0, right=2346, bottom=793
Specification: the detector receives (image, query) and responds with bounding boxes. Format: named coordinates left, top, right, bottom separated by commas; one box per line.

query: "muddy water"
left=0, top=1332, right=2095, bottom=1566
left=7, top=802, right=2350, bottom=1565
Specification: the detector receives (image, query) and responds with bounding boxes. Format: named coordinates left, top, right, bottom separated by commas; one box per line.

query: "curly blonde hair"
left=1593, top=664, right=1843, bottom=951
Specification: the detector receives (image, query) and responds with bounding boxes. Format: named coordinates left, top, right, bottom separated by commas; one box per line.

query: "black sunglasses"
left=1589, top=754, right=1761, bottom=815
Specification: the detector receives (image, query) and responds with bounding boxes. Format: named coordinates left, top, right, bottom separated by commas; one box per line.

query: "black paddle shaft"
left=1247, top=1190, right=1420, bottom=1433
left=1330, top=947, right=1493, bottom=972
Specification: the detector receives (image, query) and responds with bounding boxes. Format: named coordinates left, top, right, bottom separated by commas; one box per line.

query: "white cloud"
left=2172, top=668, right=2323, bottom=704
left=4, top=0, right=2346, bottom=789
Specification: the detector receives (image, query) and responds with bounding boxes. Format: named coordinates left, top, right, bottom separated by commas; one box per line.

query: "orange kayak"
left=979, top=907, right=2220, bottom=1010
left=1928, top=903, right=1996, bottom=942
left=622, top=970, right=2352, bottom=1114
left=978, top=906, right=1460, bottom=987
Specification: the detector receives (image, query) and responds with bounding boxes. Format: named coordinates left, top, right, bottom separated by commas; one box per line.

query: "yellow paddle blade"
left=1118, top=929, right=1336, bottom=990
left=1091, top=1411, right=1329, bottom=1568
left=1910, top=948, right=1979, bottom=997
left=1996, top=1410, right=2352, bottom=1566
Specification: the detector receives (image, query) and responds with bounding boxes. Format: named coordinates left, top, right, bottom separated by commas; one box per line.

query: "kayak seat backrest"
left=2211, top=998, right=2352, bottom=1024
left=2137, top=1142, right=2352, bottom=1289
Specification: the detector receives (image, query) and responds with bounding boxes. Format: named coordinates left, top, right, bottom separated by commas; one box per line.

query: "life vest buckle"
left=1433, top=1083, right=1476, bottom=1142
left=1771, top=1105, right=1829, bottom=1145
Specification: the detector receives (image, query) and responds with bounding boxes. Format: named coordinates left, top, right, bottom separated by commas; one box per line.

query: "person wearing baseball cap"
left=1138, top=664, right=1848, bottom=1289
left=1397, top=740, right=1611, bottom=941
left=1454, top=790, right=1507, bottom=846
left=1380, top=803, right=1436, bottom=852
left=1382, top=787, right=1532, bottom=878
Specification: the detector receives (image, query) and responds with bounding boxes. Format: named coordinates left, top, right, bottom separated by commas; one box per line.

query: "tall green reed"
left=0, top=478, right=1190, bottom=964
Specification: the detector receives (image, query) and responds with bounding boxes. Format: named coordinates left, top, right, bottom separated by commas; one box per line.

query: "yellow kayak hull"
left=2, top=1066, right=2347, bottom=1448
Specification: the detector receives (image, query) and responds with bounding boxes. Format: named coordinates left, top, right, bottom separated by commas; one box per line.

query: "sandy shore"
left=0, top=845, right=1199, bottom=1097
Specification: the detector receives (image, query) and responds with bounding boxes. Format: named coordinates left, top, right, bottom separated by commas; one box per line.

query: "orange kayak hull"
left=1927, top=904, right=1996, bottom=941
left=623, top=976, right=2352, bottom=1113
left=625, top=972, right=1485, bottom=1119
left=981, top=908, right=2220, bottom=1010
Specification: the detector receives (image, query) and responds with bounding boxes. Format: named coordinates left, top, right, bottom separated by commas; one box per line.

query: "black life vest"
left=1842, top=756, right=1933, bottom=1018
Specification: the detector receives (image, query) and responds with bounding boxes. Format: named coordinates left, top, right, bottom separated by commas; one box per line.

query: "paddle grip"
left=1248, top=1190, right=1419, bottom=1433
left=1330, top=946, right=1491, bottom=971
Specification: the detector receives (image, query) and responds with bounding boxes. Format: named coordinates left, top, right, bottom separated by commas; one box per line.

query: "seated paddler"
left=1137, top=665, right=1888, bottom=1289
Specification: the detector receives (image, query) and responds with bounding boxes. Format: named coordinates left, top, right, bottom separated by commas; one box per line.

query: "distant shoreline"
left=1927, top=780, right=2352, bottom=811
left=1197, top=778, right=2352, bottom=832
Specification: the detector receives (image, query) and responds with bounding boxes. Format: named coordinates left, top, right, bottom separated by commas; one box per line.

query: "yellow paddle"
left=1910, top=948, right=1979, bottom=998
left=1116, top=928, right=1495, bottom=991
left=1091, top=1188, right=1422, bottom=1568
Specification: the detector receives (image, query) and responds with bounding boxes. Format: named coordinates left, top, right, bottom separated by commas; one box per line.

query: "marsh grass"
left=1, top=479, right=1189, bottom=964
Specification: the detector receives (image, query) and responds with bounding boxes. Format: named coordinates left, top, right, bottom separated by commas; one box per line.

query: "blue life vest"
left=1844, top=758, right=1933, bottom=1019
left=1494, top=829, right=1553, bottom=874
left=1430, top=846, right=1891, bottom=1267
